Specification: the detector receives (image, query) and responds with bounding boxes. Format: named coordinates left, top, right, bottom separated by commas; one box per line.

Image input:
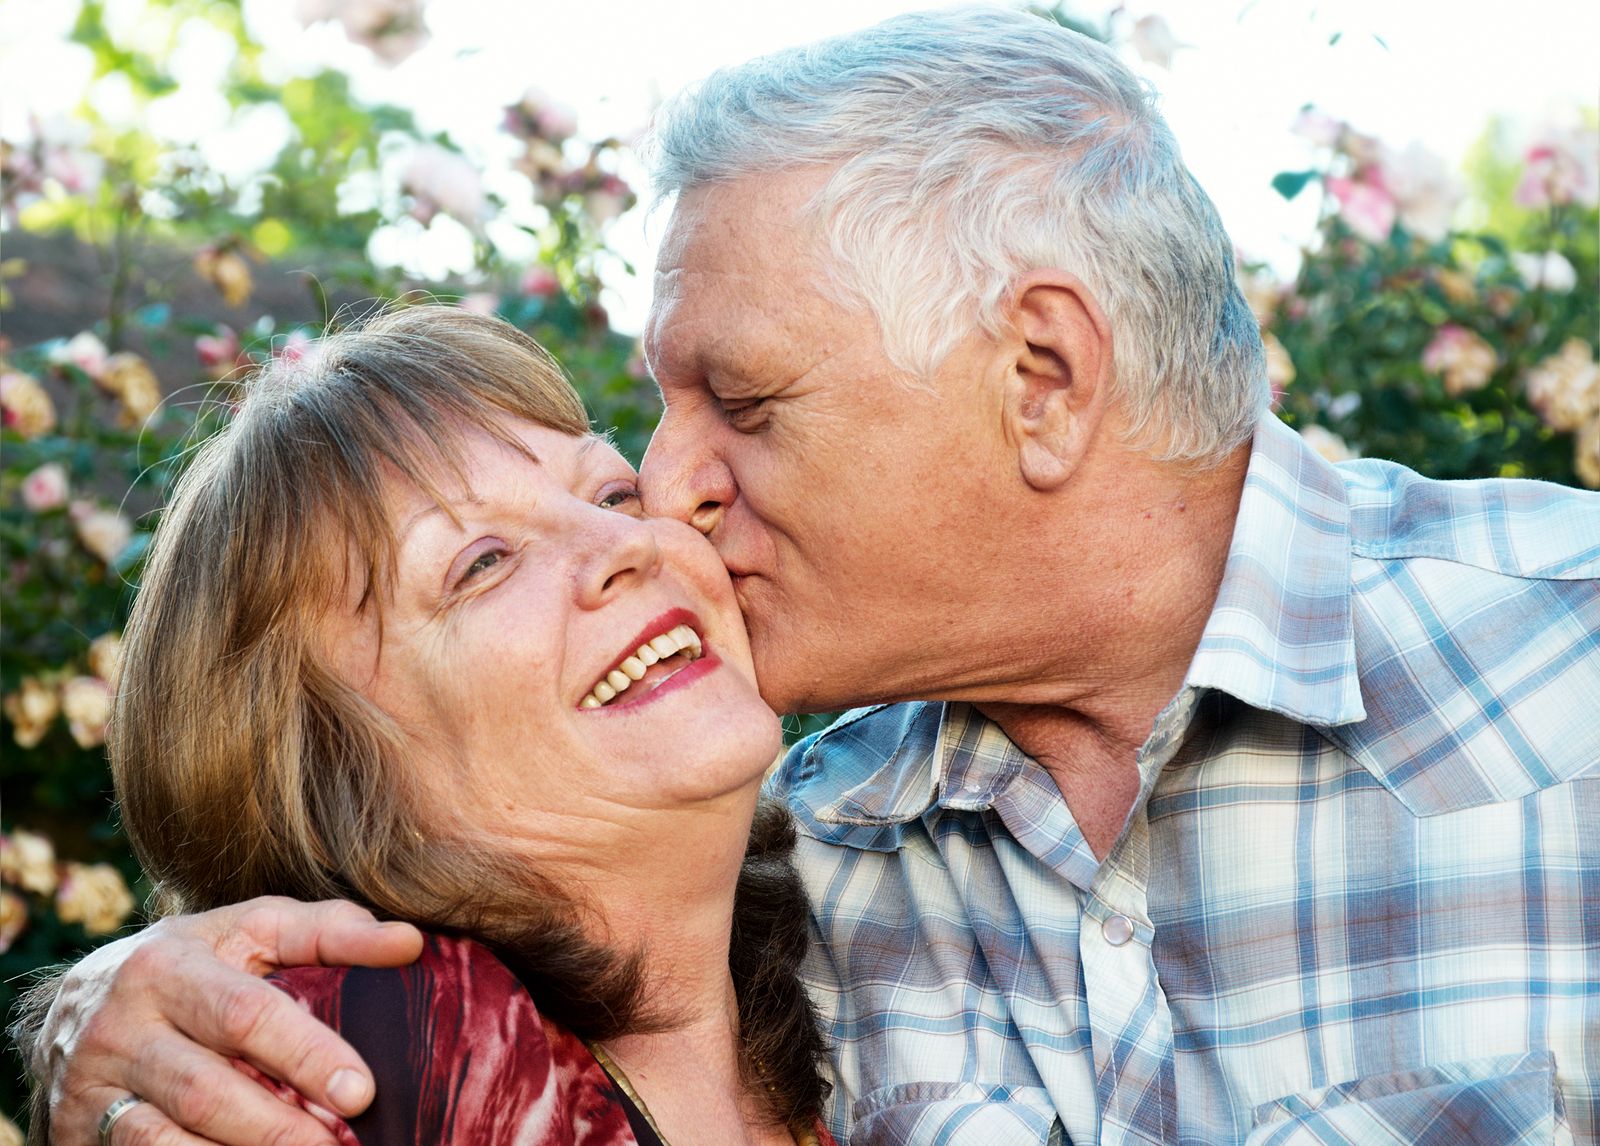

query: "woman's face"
left=322, top=413, right=782, bottom=847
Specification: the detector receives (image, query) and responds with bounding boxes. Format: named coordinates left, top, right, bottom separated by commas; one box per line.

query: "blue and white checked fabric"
left=771, top=416, right=1600, bottom=1145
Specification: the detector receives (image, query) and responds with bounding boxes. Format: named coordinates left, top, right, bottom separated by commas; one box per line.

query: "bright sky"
left=3, top=0, right=1596, bottom=332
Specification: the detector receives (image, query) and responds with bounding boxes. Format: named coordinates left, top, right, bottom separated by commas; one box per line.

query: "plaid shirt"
left=771, top=416, right=1600, bottom=1145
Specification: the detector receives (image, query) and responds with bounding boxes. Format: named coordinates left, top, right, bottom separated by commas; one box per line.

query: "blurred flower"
left=505, top=87, right=578, bottom=143
left=49, top=331, right=109, bottom=380
left=1292, top=107, right=1343, bottom=149
left=60, top=675, right=113, bottom=749
left=0, top=889, right=25, bottom=954
left=55, top=862, right=135, bottom=936
left=1523, top=339, right=1600, bottom=433
left=275, top=328, right=315, bottom=363
left=102, top=352, right=162, bottom=427
left=0, top=116, right=104, bottom=220
left=1263, top=332, right=1295, bottom=398
left=1431, top=268, right=1477, bottom=305
left=21, top=462, right=69, bottom=512
left=3, top=679, right=59, bottom=750
left=195, top=325, right=243, bottom=379
left=1576, top=417, right=1600, bottom=490
left=299, top=0, right=429, bottom=66
left=1238, top=269, right=1281, bottom=326
left=625, top=345, right=652, bottom=381
left=401, top=143, right=487, bottom=228
left=70, top=500, right=134, bottom=565
left=0, top=829, right=58, bottom=895
left=582, top=174, right=635, bottom=225
left=457, top=292, right=499, bottom=316
left=1515, top=126, right=1600, bottom=209
left=1300, top=424, right=1356, bottom=463
left=1422, top=325, right=1498, bottom=396
left=1381, top=142, right=1462, bottom=242
left=1326, top=175, right=1396, bottom=244
left=514, top=139, right=567, bottom=195
left=89, top=632, right=125, bottom=692
left=1130, top=15, right=1182, bottom=69
left=520, top=266, right=560, bottom=299
left=1511, top=251, right=1578, bottom=293
left=194, top=245, right=254, bottom=307
left=1, top=369, right=57, bottom=436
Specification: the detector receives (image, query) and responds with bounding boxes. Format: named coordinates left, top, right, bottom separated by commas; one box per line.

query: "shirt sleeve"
left=255, top=933, right=638, bottom=1146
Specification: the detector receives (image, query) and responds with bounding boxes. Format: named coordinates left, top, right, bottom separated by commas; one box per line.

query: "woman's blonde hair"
left=111, top=305, right=658, bottom=1028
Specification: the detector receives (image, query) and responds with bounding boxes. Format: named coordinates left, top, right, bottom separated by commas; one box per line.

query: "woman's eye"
left=459, top=548, right=505, bottom=585
left=599, top=485, right=640, bottom=510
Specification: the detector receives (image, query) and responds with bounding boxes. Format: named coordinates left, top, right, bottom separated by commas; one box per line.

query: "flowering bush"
left=1258, top=110, right=1598, bottom=486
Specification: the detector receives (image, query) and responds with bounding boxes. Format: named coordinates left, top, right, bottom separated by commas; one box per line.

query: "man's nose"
left=640, top=415, right=735, bottom=537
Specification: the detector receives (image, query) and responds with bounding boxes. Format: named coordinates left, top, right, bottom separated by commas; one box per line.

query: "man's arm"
left=13, top=898, right=422, bottom=1146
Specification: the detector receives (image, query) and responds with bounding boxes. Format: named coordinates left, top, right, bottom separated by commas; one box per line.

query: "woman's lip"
left=594, top=605, right=701, bottom=683
left=583, top=648, right=721, bottom=714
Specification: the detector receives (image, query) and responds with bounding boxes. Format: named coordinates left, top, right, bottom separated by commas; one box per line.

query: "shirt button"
left=1102, top=914, right=1135, bottom=947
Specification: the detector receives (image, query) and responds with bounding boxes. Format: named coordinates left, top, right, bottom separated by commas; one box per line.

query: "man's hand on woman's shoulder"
left=18, top=896, right=421, bottom=1145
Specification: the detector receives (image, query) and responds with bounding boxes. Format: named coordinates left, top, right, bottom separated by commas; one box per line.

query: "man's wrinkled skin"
left=29, top=173, right=1251, bottom=1145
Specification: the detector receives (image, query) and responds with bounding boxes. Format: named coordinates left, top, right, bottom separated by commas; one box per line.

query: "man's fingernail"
left=328, top=1068, right=372, bottom=1113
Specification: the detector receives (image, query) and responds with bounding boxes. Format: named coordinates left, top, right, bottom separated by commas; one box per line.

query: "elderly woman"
left=92, top=305, right=833, bottom=1145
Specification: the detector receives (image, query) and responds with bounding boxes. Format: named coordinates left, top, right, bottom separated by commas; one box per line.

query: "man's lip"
left=585, top=605, right=702, bottom=697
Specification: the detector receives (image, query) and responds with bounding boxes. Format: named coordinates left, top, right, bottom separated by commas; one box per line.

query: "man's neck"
left=970, top=440, right=1252, bottom=856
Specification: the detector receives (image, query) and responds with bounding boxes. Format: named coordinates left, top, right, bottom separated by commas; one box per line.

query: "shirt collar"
left=1184, top=415, right=1366, bottom=726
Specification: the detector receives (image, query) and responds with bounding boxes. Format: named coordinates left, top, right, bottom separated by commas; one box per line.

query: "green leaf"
left=1272, top=170, right=1319, bottom=201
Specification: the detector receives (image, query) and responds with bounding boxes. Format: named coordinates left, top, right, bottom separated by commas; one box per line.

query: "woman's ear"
left=1000, top=271, right=1113, bottom=491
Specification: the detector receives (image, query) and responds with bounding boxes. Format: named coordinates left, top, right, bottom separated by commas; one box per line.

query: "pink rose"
left=402, top=143, right=486, bottom=228
left=520, top=266, right=561, bottom=298
left=49, top=331, right=108, bottom=380
left=1515, top=128, right=1600, bottom=209
left=195, top=325, right=242, bottom=378
left=21, top=463, right=69, bottom=512
left=457, top=292, right=499, bottom=316
left=275, top=328, right=314, bottom=363
left=1291, top=108, right=1343, bottom=149
left=1326, top=175, right=1396, bottom=244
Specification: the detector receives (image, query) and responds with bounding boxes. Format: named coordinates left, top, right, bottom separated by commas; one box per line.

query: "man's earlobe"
left=1000, top=274, right=1111, bottom=492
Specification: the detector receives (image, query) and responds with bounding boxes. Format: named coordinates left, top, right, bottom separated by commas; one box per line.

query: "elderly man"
left=26, top=7, right=1600, bottom=1144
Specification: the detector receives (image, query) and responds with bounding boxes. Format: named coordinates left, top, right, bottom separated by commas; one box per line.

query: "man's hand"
left=27, top=897, right=423, bottom=1145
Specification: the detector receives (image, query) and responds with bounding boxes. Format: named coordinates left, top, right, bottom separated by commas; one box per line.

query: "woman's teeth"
left=579, top=624, right=703, bottom=708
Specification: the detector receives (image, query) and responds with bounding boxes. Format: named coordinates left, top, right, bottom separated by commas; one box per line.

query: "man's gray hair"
left=646, top=5, right=1269, bottom=463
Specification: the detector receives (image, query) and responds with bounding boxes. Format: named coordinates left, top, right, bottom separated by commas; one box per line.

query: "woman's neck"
left=547, top=787, right=790, bottom=1143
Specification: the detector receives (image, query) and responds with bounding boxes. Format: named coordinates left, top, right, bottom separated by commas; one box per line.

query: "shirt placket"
left=1079, top=690, right=1199, bottom=1144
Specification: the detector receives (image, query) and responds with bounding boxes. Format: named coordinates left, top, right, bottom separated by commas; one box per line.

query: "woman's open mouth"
left=578, top=611, right=716, bottom=711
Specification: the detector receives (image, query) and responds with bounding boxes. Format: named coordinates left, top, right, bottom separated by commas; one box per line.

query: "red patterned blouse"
left=248, top=932, right=835, bottom=1146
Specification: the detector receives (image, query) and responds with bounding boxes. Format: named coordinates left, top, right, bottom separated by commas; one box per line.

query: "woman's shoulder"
left=265, top=932, right=638, bottom=1145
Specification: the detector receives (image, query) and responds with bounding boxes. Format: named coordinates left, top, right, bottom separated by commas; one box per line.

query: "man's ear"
left=999, top=271, right=1113, bottom=491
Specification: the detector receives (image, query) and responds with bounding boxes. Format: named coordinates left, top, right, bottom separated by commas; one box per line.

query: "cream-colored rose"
left=1523, top=339, right=1600, bottom=433
left=1421, top=325, right=1498, bottom=397
left=89, top=632, right=125, bottom=692
left=0, top=1109, right=23, bottom=1146
left=1432, top=268, right=1477, bottom=306
left=69, top=500, right=134, bottom=565
left=1576, top=416, right=1600, bottom=491
left=60, top=674, right=113, bottom=748
left=1263, top=333, right=1296, bottom=393
left=1, top=829, right=58, bottom=895
left=1299, top=424, right=1357, bottom=463
left=3, top=677, right=59, bottom=749
left=55, top=862, right=136, bottom=936
left=0, top=889, right=27, bottom=954
left=102, top=352, right=162, bottom=427
left=0, top=369, right=57, bottom=437
left=194, top=246, right=254, bottom=307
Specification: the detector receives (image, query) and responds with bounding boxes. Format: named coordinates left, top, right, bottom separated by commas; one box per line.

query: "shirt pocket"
left=849, top=1081, right=1062, bottom=1145
left=1246, top=1050, right=1572, bottom=1145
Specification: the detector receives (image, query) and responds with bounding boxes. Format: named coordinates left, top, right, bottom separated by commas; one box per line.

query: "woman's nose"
left=576, top=508, right=664, bottom=608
